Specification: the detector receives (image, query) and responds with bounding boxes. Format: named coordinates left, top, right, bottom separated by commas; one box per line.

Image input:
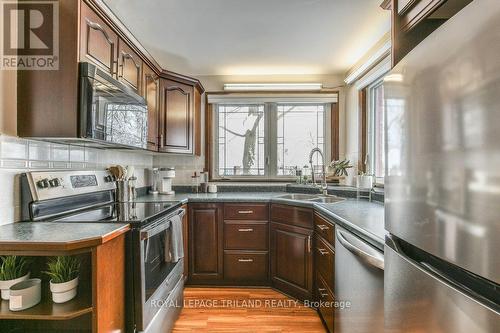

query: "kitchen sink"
left=277, top=193, right=321, bottom=201
left=276, top=193, right=345, bottom=203
left=309, top=196, right=345, bottom=204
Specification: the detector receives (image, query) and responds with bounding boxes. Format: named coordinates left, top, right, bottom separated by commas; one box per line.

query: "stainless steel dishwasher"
left=334, top=227, right=384, bottom=333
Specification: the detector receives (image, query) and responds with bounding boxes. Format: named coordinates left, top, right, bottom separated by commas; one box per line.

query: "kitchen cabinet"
left=80, top=1, right=118, bottom=76
left=270, top=220, right=313, bottom=301
left=17, top=0, right=205, bottom=144
left=223, top=203, right=269, bottom=285
left=143, top=65, right=159, bottom=151
left=159, top=79, right=194, bottom=154
left=118, top=39, right=142, bottom=92
left=188, top=203, right=223, bottom=283
left=313, top=213, right=336, bottom=333
left=388, top=0, right=472, bottom=66
left=187, top=203, right=269, bottom=285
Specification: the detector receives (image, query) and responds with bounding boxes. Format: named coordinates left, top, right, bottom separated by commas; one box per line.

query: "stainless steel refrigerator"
left=384, top=0, right=500, bottom=332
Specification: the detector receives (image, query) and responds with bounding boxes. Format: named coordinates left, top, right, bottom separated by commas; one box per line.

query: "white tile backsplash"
left=0, top=134, right=154, bottom=226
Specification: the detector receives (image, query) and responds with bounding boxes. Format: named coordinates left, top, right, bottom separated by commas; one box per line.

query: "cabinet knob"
left=317, top=224, right=330, bottom=231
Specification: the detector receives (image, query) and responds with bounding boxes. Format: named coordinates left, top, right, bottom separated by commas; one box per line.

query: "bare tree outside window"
left=217, top=105, right=265, bottom=176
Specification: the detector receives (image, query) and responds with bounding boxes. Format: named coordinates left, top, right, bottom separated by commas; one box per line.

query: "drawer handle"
left=238, top=228, right=254, bottom=232
left=238, top=258, right=254, bottom=263
left=318, top=288, right=329, bottom=298
left=238, top=210, right=254, bottom=214
left=317, top=224, right=330, bottom=231
left=317, top=248, right=330, bottom=255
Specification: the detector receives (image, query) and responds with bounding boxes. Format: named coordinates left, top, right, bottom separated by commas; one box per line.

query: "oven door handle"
left=140, top=209, right=185, bottom=240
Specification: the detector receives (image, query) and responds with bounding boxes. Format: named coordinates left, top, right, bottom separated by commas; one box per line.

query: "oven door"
left=79, top=62, right=148, bottom=149
left=133, top=209, right=185, bottom=332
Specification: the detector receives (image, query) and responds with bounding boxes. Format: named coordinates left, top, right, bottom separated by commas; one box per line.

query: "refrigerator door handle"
left=336, top=229, right=384, bottom=270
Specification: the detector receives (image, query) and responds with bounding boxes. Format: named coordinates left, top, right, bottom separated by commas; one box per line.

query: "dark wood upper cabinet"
left=118, top=39, right=142, bottom=91
left=270, top=221, right=313, bottom=301
left=188, top=203, right=224, bottom=283
left=388, top=0, right=472, bottom=66
left=143, top=65, right=159, bottom=151
left=18, top=0, right=205, bottom=148
left=159, top=79, right=194, bottom=154
left=80, top=2, right=118, bottom=76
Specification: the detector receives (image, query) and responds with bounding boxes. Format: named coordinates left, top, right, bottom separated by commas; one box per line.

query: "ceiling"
left=103, top=0, right=390, bottom=77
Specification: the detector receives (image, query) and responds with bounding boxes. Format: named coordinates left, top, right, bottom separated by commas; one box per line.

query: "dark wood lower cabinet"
left=316, top=272, right=335, bottom=333
left=270, top=221, right=313, bottom=301
left=223, top=250, right=269, bottom=285
left=188, top=203, right=223, bottom=283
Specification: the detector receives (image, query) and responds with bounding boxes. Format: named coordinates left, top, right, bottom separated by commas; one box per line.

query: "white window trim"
left=212, top=102, right=331, bottom=181
left=366, top=80, right=385, bottom=185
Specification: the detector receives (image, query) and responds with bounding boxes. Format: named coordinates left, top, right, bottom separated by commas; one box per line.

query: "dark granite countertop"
left=0, top=222, right=130, bottom=251
left=315, top=200, right=385, bottom=250
left=135, top=191, right=385, bottom=250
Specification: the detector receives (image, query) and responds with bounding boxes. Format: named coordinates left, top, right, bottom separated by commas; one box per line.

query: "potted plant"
left=0, top=256, right=31, bottom=300
left=44, top=256, right=80, bottom=304
left=327, top=159, right=353, bottom=184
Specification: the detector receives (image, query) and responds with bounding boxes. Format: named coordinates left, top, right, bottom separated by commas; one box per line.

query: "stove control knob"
left=36, top=179, right=49, bottom=189
left=49, top=178, right=61, bottom=187
left=104, top=175, right=113, bottom=183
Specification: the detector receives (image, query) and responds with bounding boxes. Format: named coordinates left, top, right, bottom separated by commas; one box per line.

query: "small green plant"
left=329, top=159, right=353, bottom=177
left=44, top=256, right=80, bottom=284
left=0, top=256, right=30, bottom=281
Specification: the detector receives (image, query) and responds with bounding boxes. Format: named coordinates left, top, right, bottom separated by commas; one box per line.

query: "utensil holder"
left=116, top=180, right=130, bottom=202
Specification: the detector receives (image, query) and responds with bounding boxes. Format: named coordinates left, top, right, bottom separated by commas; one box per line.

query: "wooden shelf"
left=0, top=294, right=92, bottom=321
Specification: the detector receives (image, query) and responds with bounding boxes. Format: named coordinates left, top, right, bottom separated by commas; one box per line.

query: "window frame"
left=210, top=101, right=332, bottom=181
left=366, top=79, right=385, bottom=185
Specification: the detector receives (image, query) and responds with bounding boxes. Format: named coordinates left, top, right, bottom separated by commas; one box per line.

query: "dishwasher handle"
left=336, top=229, right=384, bottom=270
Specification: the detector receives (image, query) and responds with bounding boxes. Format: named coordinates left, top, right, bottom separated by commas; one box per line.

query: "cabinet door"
left=270, top=222, right=313, bottom=300
left=80, top=2, right=118, bottom=75
left=118, top=39, right=142, bottom=92
left=159, top=79, right=194, bottom=154
left=143, top=65, right=159, bottom=151
left=188, top=203, right=223, bottom=283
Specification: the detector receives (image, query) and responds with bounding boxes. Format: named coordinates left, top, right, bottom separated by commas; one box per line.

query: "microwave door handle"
left=336, top=229, right=384, bottom=270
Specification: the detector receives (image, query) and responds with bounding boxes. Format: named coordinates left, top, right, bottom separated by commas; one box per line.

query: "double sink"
left=277, top=193, right=345, bottom=204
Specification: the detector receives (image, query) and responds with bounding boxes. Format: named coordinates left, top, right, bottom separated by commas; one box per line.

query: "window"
left=214, top=102, right=330, bottom=179
left=367, top=81, right=385, bottom=181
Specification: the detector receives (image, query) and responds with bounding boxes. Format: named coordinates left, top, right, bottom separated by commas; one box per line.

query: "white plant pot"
left=50, top=277, right=79, bottom=303
left=0, top=272, right=30, bottom=300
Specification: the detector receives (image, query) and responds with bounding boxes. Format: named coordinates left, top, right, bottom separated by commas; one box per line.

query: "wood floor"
left=172, top=287, right=326, bottom=332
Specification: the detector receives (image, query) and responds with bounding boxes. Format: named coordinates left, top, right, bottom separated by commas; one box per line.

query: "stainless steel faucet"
left=308, top=148, right=328, bottom=195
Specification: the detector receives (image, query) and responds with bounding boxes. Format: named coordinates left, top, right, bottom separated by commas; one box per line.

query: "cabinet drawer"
left=271, top=204, right=313, bottom=229
left=315, top=236, right=334, bottom=291
left=224, top=221, right=268, bottom=250
left=314, top=213, right=335, bottom=246
left=224, top=203, right=269, bottom=220
left=316, top=273, right=334, bottom=333
left=224, top=251, right=268, bottom=284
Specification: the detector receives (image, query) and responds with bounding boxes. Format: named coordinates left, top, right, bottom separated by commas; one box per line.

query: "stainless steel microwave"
left=79, top=62, right=148, bottom=149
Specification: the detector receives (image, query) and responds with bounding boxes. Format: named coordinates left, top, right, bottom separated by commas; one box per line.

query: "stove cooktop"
left=51, top=201, right=181, bottom=225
